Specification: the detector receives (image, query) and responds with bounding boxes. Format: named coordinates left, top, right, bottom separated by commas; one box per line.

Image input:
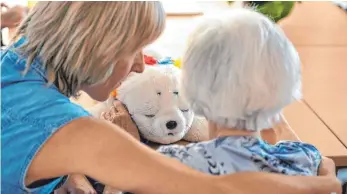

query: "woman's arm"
left=219, top=170, right=341, bottom=194
left=26, top=116, right=342, bottom=194
left=27, top=117, right=222, bottom=194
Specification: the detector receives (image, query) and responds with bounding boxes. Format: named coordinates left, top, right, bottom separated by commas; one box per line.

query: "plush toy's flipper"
left=183, top=116, right=210, bottom=142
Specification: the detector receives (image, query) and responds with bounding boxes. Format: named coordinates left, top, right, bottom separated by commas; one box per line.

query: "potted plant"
left=227, top=1, right=297, bottom=23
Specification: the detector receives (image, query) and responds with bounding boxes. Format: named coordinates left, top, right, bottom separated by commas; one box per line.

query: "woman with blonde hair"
left=0, top=2, right=341, bottom=194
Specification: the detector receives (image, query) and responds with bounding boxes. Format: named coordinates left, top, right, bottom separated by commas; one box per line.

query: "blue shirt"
left=120, top=136, right=322, bottom=194
left=1, top=38, right=91, bottom=193
left=157, top=136, right=322, bottom=176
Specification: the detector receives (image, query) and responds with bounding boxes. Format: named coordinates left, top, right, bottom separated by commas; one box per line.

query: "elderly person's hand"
left=1, top=4, right=28, bottom=29
left=100, top=100, right=140, bottom=141
left=54, top=174, right=96, bottom=194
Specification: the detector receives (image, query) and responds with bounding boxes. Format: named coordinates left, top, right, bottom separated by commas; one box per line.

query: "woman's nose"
left=132, top=51, right=145, bottom=73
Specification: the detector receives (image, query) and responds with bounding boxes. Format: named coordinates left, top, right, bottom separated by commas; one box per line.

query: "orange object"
left=110, top=89, right=117, bottom=98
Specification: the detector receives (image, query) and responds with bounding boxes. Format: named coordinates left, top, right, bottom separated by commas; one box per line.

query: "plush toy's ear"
left=183, top=116, right=210, bottom=142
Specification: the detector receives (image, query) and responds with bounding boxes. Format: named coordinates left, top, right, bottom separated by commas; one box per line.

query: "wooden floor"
left=280, top=2, right=347, bottom=165
left=148, top=2, right=347, bottom=165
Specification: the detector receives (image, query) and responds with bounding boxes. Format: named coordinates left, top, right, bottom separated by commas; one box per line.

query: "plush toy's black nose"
left=166, top=121, right=177, bottom=130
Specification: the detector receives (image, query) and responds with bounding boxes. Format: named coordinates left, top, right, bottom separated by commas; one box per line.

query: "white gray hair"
left=181, top=8, right=301, bottom=131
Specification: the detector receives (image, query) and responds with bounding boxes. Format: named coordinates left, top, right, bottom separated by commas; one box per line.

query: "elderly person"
left=157, top=7, right=322, bottom=177
left=1, top=2, right=341, bottom=194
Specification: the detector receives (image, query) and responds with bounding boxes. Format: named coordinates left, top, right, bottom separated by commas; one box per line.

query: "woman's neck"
left=208, top=122, right=259, bottom=139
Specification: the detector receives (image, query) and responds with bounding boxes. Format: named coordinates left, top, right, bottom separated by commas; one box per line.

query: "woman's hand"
left=54, top=174, right=96, bottom=194
left=318, top=156, right=336, bottom=177
left=100, top=100, right=140, bottom=140
left=214, top=156, right=341, bottom=194
left=214, top=172, right=341, bottom=194
left=30, top=100, right=341, bottom=194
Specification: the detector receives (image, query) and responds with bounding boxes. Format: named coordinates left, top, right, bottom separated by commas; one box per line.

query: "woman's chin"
left=89, top=92, right=110, bottom=102
left=82, top=82, right=122, bottom=102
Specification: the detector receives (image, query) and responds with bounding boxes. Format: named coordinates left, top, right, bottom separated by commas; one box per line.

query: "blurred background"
left=1, top=0, right=347, bottom=186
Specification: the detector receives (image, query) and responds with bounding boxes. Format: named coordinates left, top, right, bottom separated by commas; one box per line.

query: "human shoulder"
left=2, top=38, right=91, bottom=130
left=2, top=78, right=91, bottom=130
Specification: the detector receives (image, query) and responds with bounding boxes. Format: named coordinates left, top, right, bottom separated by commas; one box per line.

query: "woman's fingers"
left=67, top=188, right=96, bottom=194
left=110, top=106, right=118, bottom=120
left=106, top=100, right=140, bottom=140
left=218, top=172, right=342, bottom=194
left=318, top=156, right=336, bottom=177
left=100, top=112, right=106, bottom=120
left=112, top=100, right=127, bottom=115
left=101, top=111, right=111, bottom=121
left=55, top=174, right=98, bottom=194
left=54, top=187, right=66, bottom=194
left=54, top=187, right=86, bottom=194
left=67, top=188, right=84, bottom=194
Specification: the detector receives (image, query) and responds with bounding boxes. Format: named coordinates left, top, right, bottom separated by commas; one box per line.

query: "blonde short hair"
left=181, top=8, right=301, bottom=131
left=14, top=1, right=165, bottom=97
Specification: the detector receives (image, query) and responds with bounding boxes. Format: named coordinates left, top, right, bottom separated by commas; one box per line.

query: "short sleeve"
left=1, top=62, right=91, bottom=132
left=1, top=48, right=91, bottom=193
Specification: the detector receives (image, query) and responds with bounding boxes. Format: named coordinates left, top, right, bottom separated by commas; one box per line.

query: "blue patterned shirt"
left=157, top=136, right=321, bottom=176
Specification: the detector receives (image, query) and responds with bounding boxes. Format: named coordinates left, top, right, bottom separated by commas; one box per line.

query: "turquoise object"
left=157, top=57, right=174, bottom=65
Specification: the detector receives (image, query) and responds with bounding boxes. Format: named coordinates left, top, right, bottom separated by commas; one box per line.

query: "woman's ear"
left=183, top=116, right=210, bottom=142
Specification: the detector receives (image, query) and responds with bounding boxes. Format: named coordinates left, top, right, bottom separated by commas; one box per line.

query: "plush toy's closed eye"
left=181, top=109, right=190, bottom=112
left=145, top=114, right=156, bottom=118
left=144, top=109, right=189, bottom=118
left=157, top=91, right=179, bottom=96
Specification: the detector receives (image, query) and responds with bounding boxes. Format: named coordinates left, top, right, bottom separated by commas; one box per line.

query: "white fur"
left=143, top=46, right=165, bottom=60
left=117, top=65, right=196, bottom=144
left=87, top=64, right=209, bottom=144
left=181, top=8, right=302, bottom=131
